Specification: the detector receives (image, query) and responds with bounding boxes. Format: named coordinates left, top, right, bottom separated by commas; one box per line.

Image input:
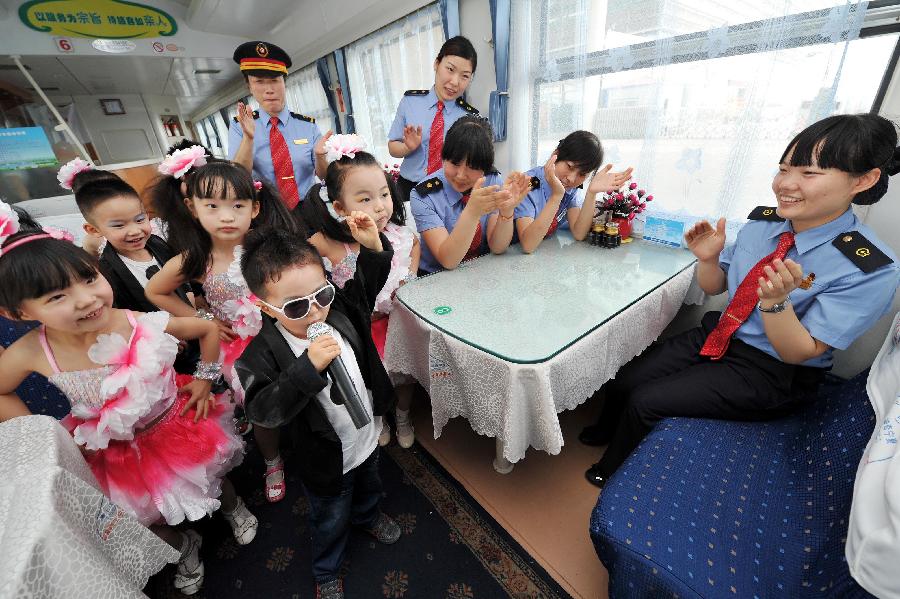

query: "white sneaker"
left=221, top=496, right=258, bottom=545
left=378, top=420, right=391, bottom=447
left=174, top=530, right=204, bottom=595
left=396, top=417, right=415, bottom=449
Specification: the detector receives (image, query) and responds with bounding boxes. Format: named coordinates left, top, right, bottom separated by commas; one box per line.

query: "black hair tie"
left=886, top=145, right=900, bottom=177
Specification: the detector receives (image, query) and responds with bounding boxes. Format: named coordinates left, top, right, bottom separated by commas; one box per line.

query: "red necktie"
left=545, top=210, right=560, bottom=238
left=269, top=116, right=301, bottom=210
left=427, top=101, right=445, bottom=175
left=460, top=193, right=483, bottom=261
left=699, top=231, right=795, bottom=360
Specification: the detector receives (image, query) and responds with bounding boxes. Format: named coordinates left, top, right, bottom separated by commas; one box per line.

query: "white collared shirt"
left=275, top=322, right=380, bottom=473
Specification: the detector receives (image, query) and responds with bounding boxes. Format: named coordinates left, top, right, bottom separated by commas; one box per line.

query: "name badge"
left=294, top=138, right=308, bottom=145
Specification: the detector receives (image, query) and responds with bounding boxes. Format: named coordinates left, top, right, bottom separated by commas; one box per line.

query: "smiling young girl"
left=0, top=203, right=256, bottom=595
left=302, top=134, right=421, bottom=448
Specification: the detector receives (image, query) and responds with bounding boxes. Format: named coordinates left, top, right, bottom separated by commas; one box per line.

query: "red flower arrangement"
left=599, top=181, right=653, bottom=221
left=384, top=163, right=401, bottom=183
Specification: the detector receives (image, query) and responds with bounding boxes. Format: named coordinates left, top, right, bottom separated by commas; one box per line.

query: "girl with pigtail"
left=145, top=156, right=305, bottom=504
left=0, top=201, right=257, bottom=595
left=302, top=134, right=422, bottom=449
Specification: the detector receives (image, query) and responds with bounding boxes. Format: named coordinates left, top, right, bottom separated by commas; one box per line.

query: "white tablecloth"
left=0, top=415, right=178, bottom=598
left=384, top=265, right=697, bottom=463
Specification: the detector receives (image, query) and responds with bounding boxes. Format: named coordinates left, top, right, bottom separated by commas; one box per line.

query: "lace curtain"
left=345, top=3, right=444, bottom=166
left=508, top=0, right=897, bottom=228
left=285, top=63, right=335, bottom=135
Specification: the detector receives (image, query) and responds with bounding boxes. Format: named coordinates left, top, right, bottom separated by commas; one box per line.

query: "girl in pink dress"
left=146, top=159, right=305, bottom=504
left=0, top=203, right=257, bottom=596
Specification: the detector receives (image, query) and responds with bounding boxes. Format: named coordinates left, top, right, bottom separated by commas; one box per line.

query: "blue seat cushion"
left=590, top=372, right=876, bottom=598
left=1, top=317, right=70, bottom=420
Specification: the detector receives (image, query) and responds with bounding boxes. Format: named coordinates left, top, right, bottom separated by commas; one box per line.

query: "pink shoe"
left=264, top=459, right=286, bottom=503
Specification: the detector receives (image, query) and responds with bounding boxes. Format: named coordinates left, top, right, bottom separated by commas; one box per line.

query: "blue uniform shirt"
left=228, top=106, right=322, bottom=198
left=718, top=208, right=899, bottom=368
left=389, top=88, right=475, bottom=183
left=514, top=165, right=585, bottom=231
left=411, top=168, right=504, bottom=274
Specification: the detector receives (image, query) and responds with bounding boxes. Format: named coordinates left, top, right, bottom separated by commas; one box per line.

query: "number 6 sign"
left=54, top=37, right=74, bottom=53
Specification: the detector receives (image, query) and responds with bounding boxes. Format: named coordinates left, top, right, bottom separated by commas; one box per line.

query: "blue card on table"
left=643, top=216, right=685, bottom=248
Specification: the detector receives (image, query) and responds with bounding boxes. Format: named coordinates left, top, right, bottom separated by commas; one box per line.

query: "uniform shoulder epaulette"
left=415, top=177, right=443, bottom=195
left=455, top=97, right=478, bottom=114
left=832, top=231, right=893, bottom=273
left=404, top=89, right=429, bottom=96
left=233, top=110, right=259, bottom=123
left=529, top=176, right=541, bottom=190
left=290, top=112, right=315, bottom=123
left=746, top=206, right=784, bottom=222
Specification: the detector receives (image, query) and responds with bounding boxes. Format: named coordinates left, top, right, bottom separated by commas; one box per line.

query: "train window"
left=508, top=0, right=899, bottom=222
left=345, top=3, right=443, bottom=165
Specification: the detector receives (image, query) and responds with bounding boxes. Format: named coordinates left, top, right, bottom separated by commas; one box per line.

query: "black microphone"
left=307, top=322, right=371, bottom=429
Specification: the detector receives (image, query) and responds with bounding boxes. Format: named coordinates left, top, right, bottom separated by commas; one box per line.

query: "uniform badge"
left=455, top=97, right=479, bottom=114
left=530, top=176, right=541, bottom=190
left=290, top=112, right=315, bottom=123
left=415, top=177, right=443, bottom=195
left=832, top=231, right=893, bottom=273
left=256, top=43, right=268, bottom=57
left=294, top=139, right=309, bottom=144
left=747, top=206, right=785, bottom=221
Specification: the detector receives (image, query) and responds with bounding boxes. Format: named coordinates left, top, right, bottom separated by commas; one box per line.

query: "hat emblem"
left=256, top=43, right=268, bottom=57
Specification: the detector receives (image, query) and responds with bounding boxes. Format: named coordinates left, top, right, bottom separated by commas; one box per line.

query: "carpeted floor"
left=149, top=438, right=570, bottom=598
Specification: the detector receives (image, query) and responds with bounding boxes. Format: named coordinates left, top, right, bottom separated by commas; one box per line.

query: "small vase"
left=612, top=215, right=632, bottom=240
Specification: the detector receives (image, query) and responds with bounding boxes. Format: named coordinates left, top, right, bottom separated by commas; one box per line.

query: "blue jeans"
left=304, top=448, right=382, bottom=582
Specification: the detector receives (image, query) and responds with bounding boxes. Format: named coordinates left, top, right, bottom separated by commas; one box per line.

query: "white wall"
left=56, top=94, right=163, bottom=165
left=459, top=0, right=505, bottom=170
left=830, top=61, right=900, bottom=377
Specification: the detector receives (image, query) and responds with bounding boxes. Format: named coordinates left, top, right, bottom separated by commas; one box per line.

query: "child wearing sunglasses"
left=235, top=225, right=400, bottom=599
left=301, top=134, right=421, bottom=449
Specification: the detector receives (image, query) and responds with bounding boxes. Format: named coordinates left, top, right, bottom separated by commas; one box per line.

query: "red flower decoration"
left=597, top=178, right=655, bottom=220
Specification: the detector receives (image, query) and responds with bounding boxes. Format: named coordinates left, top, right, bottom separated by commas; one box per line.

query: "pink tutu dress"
left=52, top=310, right=244, bottom=527
left=203, top=245, right=262, bottom=403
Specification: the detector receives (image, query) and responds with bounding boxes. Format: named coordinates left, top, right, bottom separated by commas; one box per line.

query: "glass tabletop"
left=395, top=233, right=697, bottom=364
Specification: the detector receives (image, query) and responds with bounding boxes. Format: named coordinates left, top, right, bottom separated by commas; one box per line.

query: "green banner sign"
left=19, top=0, right=177, bottom=39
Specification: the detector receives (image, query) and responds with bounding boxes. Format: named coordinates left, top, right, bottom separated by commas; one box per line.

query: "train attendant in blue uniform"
left=229, top=41, right=331, bottom=210
left=411, top=115, right=531, bottom=275
left=515, top=130, right=634, bottom=253
left=580, top=113, right=900, bottom=489
left=388, top=36, right=479, bottom=203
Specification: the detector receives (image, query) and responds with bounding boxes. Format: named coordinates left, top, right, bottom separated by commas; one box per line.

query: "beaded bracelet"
left=195, top=308, right=214, bottom=321
left=193, top=361, right=222, bottom=381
